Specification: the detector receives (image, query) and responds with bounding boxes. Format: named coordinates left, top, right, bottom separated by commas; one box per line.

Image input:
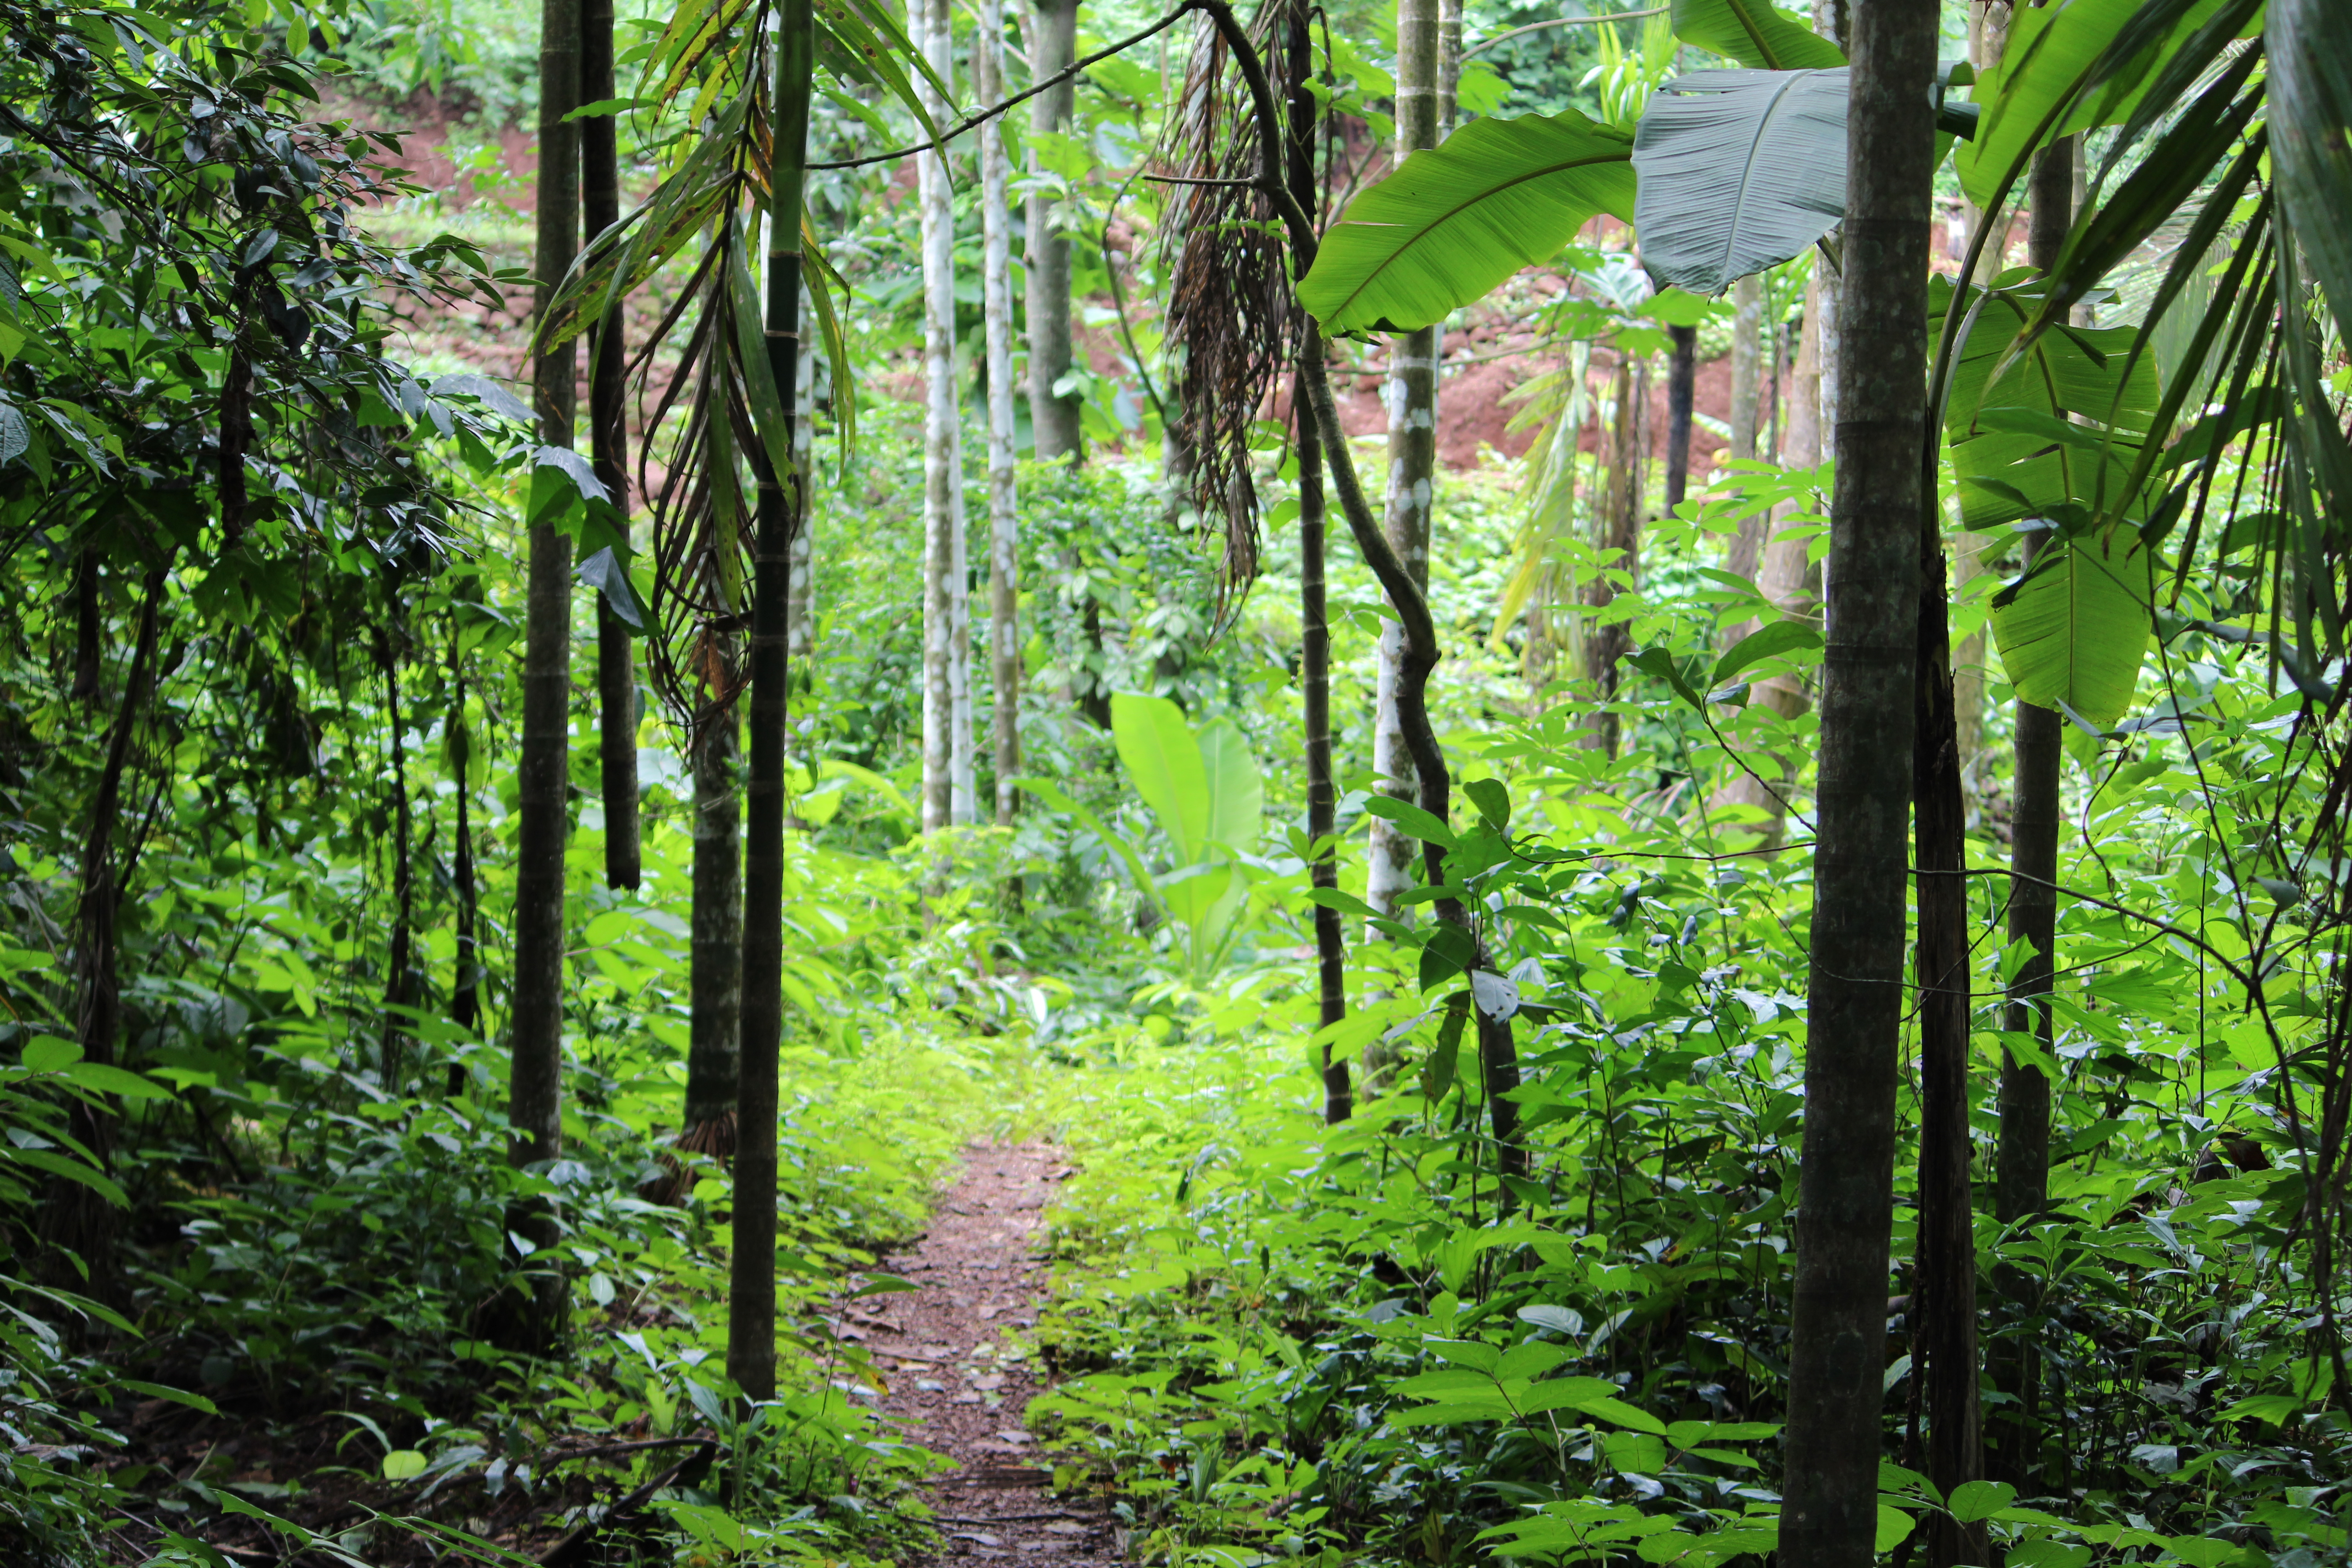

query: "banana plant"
left=1298, top=0, right=1986, bottom=327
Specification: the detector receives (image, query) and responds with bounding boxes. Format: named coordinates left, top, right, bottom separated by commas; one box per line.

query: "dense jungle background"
left=4, top=0, right=2350, bottom=1563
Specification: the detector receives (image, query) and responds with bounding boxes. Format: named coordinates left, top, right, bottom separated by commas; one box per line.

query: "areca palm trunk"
left=1778, top=4, right=1937, bottom=1566
left=1364, top=0, right=1441, bottom=926
left=728, top=0, right=815, bottom=1403
left=1287, top=0, right=1346, bottom=1124
left=583, top=0, right=639, bottom=892
left=1025, top=0, right=1083, bottom=461
left=980, top=0, right=1021, bottom=827
left=508, top=0, right=582, bottom=1351
left=917, top=0, right=970, bottom=832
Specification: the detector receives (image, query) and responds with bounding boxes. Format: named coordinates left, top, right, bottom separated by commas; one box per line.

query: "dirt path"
left=852, top=1141, right=1118, bottom=1565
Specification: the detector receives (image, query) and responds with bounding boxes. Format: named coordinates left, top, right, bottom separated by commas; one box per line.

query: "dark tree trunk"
left=1914, top=533, right=1983, bottom=1568
left=72, top=546, right=100, bottom=703
left=729, top=0, right=814, bottom=1404
left=450, top=666, right=480, bottom=1098
left=41, top=560, right=168, bottom=1304
left=1778, top=3, right=1937, bottom=1567
left=582, top=0, right=640, bottom=893
left=686, top=686, right=742, bottom=1146
left=1025, top=0, right=1083, bottom=462
left=1990, top=133, right=2075, bottom=1490
left=1287, top=0, right=1346, bottom=1125
left=1191, top=0, right=1516, bottom=1179
left=378, top=619, right=416, bottom=1096
left=1665, top=322, right=1697, bottom=511
left=505, top=0, right=583, bottom=1353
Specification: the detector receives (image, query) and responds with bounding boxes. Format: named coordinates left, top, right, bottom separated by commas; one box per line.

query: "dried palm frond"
left=1156, top=0, right=1306, bottom=627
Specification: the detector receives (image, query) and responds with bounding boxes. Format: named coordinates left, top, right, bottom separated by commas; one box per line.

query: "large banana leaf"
left=2274, top=0, right=2352, bottom=349
left=1196, top=718, right=1263, bottom=855
left=1111, top=692, right=1210, bottom=862
left=1932, top=274, right=2161, bottom=529
left=1631, top=68, right=1847, bottom=296
left=1955, top=0, right=2243, bottom=208
left=1668, top=0, right=1842, bottom=70
left=1990, top=534, right=2153, bottom=730
left=1298, top=111, right=1635, bottom=335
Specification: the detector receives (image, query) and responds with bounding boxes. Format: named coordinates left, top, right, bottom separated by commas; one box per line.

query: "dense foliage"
left=3, top=0, right=2350, bottom=1563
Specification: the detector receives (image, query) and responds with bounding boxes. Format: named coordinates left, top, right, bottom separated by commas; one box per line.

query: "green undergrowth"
left=1007, top=703, right=2352, bottom=1568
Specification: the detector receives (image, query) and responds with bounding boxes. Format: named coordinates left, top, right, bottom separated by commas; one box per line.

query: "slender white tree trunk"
left=788, top=279, right=816, bottom=681
left=979, top=0, right=1020, bottom=826
left=1365, top=0, right=1443, bottom=924
left=917, top=0, right=960, bottom=833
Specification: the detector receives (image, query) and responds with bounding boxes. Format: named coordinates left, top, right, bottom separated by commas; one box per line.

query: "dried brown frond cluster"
left=1156, top=0, right=1307, bottom=628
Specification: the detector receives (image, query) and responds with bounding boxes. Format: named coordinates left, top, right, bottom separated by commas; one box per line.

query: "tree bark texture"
left=450, top=665, right=480, bottom=1097
left=72, top=546, right=99, bottom=703
left=378, top=622, right=416, bottom=1095
left=686, top=694, right=742, bottom=1149
left=728, top=0, right=813, bottom=1404
left=1779, top=3, right=1936, bottom=1566
left=1366, top=0, right=1441, bottom=925
left=41, top=560, right=168, bottom=1301
left=1288, top=0, right=1346, bottom=1124
left=1915, top=505, right=1983, bottom=1568
left=583, top=0, right=638, bottom=893
left=1730, top=274, right=1764, bottom=468
left=980, top=0, right=1021, bottom=828
left=1665, top=323, right=1697, bottom=513
left=1584, top=353, right=1646, bottom=759
left=509, top=0, right=581, bottom=1352
left=1025, top=0, right=1083, bottom=461
left=918, top=0, right=971, bottom=832
left=788, top=281, right=817, bottom=682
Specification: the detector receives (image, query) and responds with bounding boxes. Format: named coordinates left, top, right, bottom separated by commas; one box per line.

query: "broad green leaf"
left=1669, top=0, right=1842, bottom=70
left=1425, top=1338, right=1503, bottom=1373
left=1712, top=620, right=1822, bottom=689
left=62, top=1062, right=174, bottom=1102
left=1876, top=1506, right=1917, bottom=1553
left=382, top=1450, right=428, bottom=1480
left=1196, top=717, right=1262, bottom=854
left=1461, top=776, right=1511, bottom=830
left=1360, top=794, right=1456, bottom=849
left=1582, top=1395, right=1669, bottom=1434
left=1299, top=112, right=1635, bottom=335
left=1519, top=1376, right=1622, bottom=1415
left=1948, top=1480, right=2018, bottom=1524
left=5, top=1147, right=127, bottom=1206
left=1990, top=534, right=2153, bottom=730
left=1633, top=69, right=1850, bottom=294
left=21, top=1035, right=79, bottom=1072
left=1933, top=277, right=2161, bottom=527
left=2274, top=0, right=2352, bottom=348
left=1111, top=692, right=1210, bottom=862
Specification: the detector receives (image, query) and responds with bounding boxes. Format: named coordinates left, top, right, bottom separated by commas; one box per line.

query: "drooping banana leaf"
left=1931, top=274, right=2161, bottom=529
left=1955, top=0, right=2249, bottom=208
left=1630, top=68, right=1847, bottom=296
left=1298, top=111, right=1635, bottom=335
left=1989, top=531, right=2154, bottom=731
left=1667, top=0, right=1842, bottom=70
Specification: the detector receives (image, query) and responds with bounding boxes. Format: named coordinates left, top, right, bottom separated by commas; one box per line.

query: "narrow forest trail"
left=851, top=1141, right=1119, bottom=1566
